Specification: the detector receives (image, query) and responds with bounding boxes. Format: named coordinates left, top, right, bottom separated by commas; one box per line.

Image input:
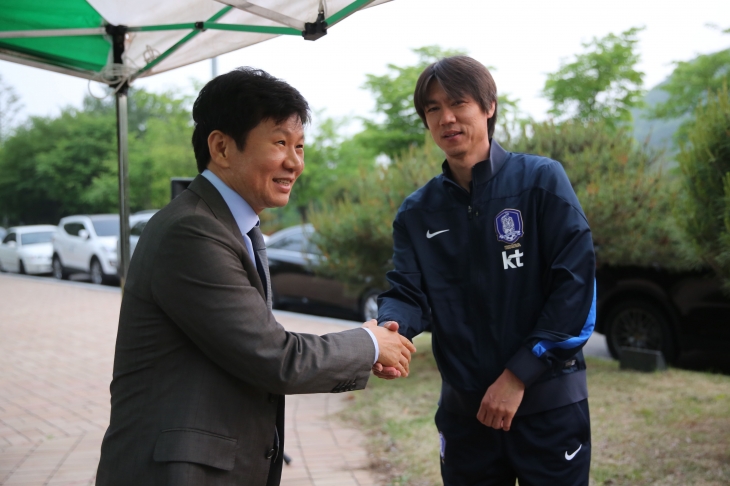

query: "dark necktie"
left=247, top=225, right=272, bottom=311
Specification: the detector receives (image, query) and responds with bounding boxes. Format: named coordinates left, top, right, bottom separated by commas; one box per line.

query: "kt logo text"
left=502, top=249, right=524, bottom=270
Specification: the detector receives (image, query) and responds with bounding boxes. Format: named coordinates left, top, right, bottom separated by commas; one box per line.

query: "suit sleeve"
left=505, top=162, right=597, bottom=387
left=150, top=213, right=373, bottom=395
left=377, top=210, right=432, bottom=340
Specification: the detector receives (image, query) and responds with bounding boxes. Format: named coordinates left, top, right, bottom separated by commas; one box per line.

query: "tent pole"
left=108, top=24, right=131, bottom=290
left=116, top=87, right=131, bottom=289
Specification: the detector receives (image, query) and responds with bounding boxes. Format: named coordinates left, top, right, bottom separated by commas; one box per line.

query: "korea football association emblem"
left=495, top=209, right=524, bottom=243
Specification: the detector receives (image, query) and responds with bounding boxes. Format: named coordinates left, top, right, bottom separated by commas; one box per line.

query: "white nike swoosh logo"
left=565, top=444, right=582, bottom=461
left=426, top=229, right=450, bottom=239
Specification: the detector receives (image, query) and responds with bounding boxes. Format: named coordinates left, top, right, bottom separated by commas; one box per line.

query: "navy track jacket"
left=378, top=140, right=596, bottom=417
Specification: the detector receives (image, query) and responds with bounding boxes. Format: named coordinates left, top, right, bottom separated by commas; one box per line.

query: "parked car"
left=596, top=265, right=730, bottom=363
left=52, top=214, right=120, bottom=285
left=0, top=225, right=57, bottom=274
left=266, top=224, right=381, bottom=321
left=116, top=210, right=159, bottom=263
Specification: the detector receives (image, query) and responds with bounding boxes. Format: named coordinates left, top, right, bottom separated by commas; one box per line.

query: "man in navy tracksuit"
left=375, top=56, right=596, bottom=485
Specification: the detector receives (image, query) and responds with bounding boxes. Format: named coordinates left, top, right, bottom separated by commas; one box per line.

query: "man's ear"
left=486, top=101, right=496, bottom=119
left=208, top=130, right=231, bottom=169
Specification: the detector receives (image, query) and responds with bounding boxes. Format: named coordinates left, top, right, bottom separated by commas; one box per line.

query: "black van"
left=596, top=265, right=730, bottom=363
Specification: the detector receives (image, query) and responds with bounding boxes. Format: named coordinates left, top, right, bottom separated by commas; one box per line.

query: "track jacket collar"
left=441, top=139, right=508, bottom=187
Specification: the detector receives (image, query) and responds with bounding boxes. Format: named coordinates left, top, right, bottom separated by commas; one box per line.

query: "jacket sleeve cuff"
left=361, top=327, right=379, bottom=364
left=505, top=346, right=550, bottom=388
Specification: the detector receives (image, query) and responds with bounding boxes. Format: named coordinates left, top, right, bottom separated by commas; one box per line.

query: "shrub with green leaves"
left=675, top=84, right=730, bottom=288
left=308, top=138, right=443, bottom=291
left=510, top=120, right=697, bottom=270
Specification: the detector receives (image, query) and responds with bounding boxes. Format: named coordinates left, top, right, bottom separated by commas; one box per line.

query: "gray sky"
left=0, top=0, right=728, bottom=127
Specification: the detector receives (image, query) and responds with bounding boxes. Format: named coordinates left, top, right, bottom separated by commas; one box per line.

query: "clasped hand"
left=362, top=320, right=416, bottom=378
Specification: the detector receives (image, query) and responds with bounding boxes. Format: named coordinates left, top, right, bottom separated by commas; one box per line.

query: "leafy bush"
left=308, top=137, right=442, bottom=291
left=675, top=84, right=730, bottom=288
left=510, top=120, right=697, bottom=270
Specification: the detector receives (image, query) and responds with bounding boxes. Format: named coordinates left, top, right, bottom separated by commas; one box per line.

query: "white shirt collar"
left=201, top=169, right=259, bottom=237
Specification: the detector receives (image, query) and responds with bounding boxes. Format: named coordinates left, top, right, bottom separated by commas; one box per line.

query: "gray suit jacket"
left=96, top=176, right=374, bottom=485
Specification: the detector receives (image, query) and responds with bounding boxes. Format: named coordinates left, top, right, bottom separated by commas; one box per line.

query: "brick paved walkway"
left=0, top=274, right=377, bottom=486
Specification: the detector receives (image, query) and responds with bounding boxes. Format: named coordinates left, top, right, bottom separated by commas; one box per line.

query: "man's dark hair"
left=191, top=67, right=311, bottom=173
left=413, top=56, right=498, bottom=139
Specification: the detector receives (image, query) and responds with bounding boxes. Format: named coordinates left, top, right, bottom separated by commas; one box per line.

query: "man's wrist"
left=362, top=327, right=379, bottom=364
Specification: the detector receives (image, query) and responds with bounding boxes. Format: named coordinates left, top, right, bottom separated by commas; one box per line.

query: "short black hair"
left=413, top=56, right=498, bottom=139
left=191, top=67, right=311, bottom=173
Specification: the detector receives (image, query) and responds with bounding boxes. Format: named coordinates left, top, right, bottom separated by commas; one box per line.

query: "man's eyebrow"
left=272, top=126, right=305, bottom=141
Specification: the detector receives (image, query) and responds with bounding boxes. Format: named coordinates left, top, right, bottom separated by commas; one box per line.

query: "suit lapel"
left=187, top=175, right=266, bottom=301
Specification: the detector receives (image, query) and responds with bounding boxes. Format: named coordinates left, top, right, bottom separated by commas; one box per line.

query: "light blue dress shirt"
left=200, top=170, right=379, bottom=364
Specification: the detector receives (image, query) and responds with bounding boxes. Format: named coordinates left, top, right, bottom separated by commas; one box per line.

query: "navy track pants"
left=436, top=399, right=591, bottom=486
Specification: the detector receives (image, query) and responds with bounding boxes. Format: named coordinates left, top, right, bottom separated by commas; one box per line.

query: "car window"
left=2, top=232, right=16, bottom=244
left=269, top=233, right=304, bottom=252
left=130, top=221, right=147, bottom=237
left=20, top=231, right=54, bottom=245
left=64, top=222, right=84, bottom=236
left=92, top=219, right=120, bottom=237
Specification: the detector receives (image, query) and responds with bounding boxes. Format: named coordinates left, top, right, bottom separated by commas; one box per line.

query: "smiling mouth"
left=274, top=178, right=293, bottom=188
left=442, top=130, right=461, bottom=139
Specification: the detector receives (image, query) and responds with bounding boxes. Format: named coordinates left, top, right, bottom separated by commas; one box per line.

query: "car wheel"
left=52, top=256, right=67, bottom=280
left=18, top=260, right=26, bottom=274
left=360, top=290, right=380, bottom=322
left=90, top=258, right=105, bottom=285
left=605, top=299, right=678, bottom=363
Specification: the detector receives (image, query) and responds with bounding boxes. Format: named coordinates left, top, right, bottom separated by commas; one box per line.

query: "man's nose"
left=284, top=146, right=303, bottom=173
left=440, top=107, right=456, bottom=125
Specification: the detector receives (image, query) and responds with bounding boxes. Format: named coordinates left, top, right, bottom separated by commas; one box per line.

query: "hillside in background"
left=632, top=82, right=687, bottom=158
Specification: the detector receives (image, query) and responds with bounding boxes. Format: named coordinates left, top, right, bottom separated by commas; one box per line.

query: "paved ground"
left=0, top=274, right=376, bottom=486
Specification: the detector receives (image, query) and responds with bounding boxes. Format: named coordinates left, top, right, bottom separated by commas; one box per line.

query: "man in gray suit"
left=96, top=67, right=415, bottom=486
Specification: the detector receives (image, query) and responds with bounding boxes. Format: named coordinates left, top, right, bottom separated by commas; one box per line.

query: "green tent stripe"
left=130, top=23, right=199, bottom=33
left=205, top=23, right=299, bottom=35
left=0, top=0, right=109, bottom=71
left=133, top=30, right=198, bottom=77
left=0, top=37, right=108, bottom=72
left=326, top=0, right=373, bottom=25
left=132, top=5, right=233, bottom=78
left=0, top=0, right=105, bottom=31
left=130, top=23, right=299, bottom=36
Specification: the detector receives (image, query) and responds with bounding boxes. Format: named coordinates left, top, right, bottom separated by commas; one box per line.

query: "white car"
left=52, top=214, right=120, bottom=285
left=0, top=225, right=57, bottom=274
left=117, top=210, right=158, bottom=262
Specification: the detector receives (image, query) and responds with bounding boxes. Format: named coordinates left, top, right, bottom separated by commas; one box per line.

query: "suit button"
left=265, top=448, right=276, bottom=459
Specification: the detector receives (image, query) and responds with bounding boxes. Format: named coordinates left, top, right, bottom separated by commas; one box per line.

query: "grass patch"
left=339, top=334, right=730, bottom=485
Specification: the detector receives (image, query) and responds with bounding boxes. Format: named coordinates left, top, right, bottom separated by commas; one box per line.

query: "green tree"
left=0, top=87, right=197, bottom=225
left=0, top=74, right=22, bottom=143
left=308, top=136, right=443, bottom=290
left=510, top=120, right=696, bottom=269
left=357, top=45, right=467, bottom=158
left=543, top=27, right=645, bottom=129
left=0, top=108, right=117, bottom=224
left=288, top=115, right=379, bottom=221
left=81, top=88, right=198, bottom=212
left=675, top=84, right=730, bottom=288
left=650, top=28, right=729, bottom=122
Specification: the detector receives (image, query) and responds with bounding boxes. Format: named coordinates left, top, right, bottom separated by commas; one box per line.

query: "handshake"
left=362, top=320, right=415, bottom=379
